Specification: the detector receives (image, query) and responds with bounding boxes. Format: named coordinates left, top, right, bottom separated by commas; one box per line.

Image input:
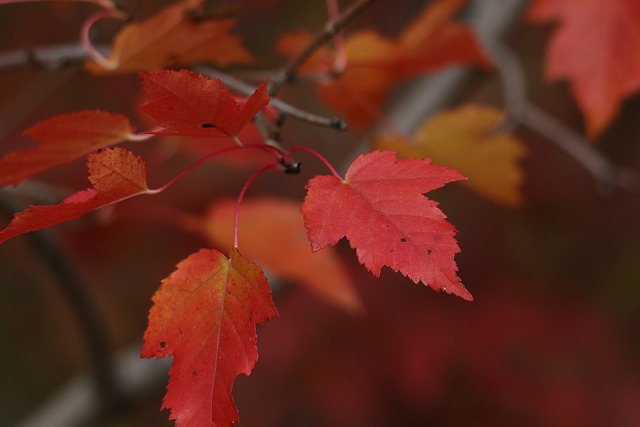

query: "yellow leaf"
left=374, top=105, right=526, bottom=206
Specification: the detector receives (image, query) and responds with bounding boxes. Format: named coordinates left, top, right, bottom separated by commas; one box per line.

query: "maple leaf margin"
left=302, top=150, right=471, bottom=300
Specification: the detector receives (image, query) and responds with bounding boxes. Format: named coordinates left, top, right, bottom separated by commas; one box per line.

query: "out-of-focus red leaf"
left=140, top=69, right=269, bottom=139
left=277, top=0, right=491, bottom=128
left=200, top=197, right=361, bottom=313
left=141, top=248, right=278, bottom=427
left=0, top=147, right=149, bottom=244
left=0, top=111, right=134, bottom=187
left=528, top=0, right=640, bottom=138
left=85, top=0, right=253, bottom=74
left=302, top=151, right=471, bottom=300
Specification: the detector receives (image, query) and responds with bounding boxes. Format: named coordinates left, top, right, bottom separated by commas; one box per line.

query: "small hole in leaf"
left=427, top=249, right=432, bottom=255
left=201, top=123, right=215, bottom=128
left=400, top=238, right=407, bottom=243
left=160, top=341, right=166, bottom=348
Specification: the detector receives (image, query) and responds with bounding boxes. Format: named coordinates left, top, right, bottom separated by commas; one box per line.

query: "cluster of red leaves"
left=0, top=72, right=469, bottom=427
left=12, top=0, right=639, bottom=424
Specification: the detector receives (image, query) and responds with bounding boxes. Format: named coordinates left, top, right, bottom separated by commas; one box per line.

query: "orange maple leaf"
left=277, top=0, right=491, bottom=128
left=528, top=0, right=640, bottom=138
left=200, top=197, right=361, bottom=313
left=86, top=0, right=253, bottom=74
left=141, top=248, right=278, bottom=427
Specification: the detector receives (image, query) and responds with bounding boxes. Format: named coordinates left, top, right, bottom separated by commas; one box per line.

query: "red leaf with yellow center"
left=141, top=248, right=278, bottom=427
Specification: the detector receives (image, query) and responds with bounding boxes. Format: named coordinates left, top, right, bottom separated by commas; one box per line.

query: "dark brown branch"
left=198, top=66, right=348, bottom=131
left=268, top=0, right=377, bottom=94
left=0, top=194, right=122, bottom=414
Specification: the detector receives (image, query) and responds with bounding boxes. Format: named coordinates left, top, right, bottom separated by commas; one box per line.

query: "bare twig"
left=268, top=0, right=377, bottom=94
left=0, top=0, right=115, bottom=8
left=0, top=43, right=110, bottom=69
left=385, top=0, right=530, bottom=134
left=483, top=38, right=640, bottom=195
left=197, top=67, right=347, bottom=131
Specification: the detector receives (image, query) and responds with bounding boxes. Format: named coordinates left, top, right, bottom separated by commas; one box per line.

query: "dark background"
left=1, top=1, right=639, bottom=426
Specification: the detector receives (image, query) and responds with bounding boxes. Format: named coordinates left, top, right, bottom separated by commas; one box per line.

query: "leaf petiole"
left=288, top=146, right=342, bottom=179
left=147, top=144, right=283, bottom=195
left=233, top=162, right=280, bottom=249
left=81, top=9, right=128, bottom=70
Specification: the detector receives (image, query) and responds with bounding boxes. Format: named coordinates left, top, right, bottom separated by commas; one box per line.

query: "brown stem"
left=197, top=66, right=348, bottom=131
left=268, top=0, right=377, bottom=94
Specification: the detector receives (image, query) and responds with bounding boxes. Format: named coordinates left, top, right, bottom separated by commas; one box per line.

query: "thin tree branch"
left=0, top=195, right=121, bottom=416
left=0, top=45, right=348, bottom=132
left=385, top=0, right=530, bottom=134
left=268, top=0, right=377, bottom=94
left=0, top=43, right=110, bottom=69
left=0, top=0, right=115, bottom=8
left=482, top=37, right=640, bottom=195
left=197, top=66, right=347, bottom=131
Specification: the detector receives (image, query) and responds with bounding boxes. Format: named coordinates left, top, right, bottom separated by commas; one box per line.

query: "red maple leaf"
left=528, top=0, right=640, bottom=138
left=0, top=110, right=134, bottom=186
left=301, top=151, right=471, bottom=300
left=0, top=147, right=149, bottom=244
left=141, top=248, right=278, bottom=427
left=139, top=69, right=269, bottom=139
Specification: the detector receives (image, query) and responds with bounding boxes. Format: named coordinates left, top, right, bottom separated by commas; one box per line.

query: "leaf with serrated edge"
left=140, top=69, right=269, bottom=139
left=302, top=151, right=471, bottom=300
left=141, top=248, right=278, bottom=427
left=0, top=147, right=148, bottom=245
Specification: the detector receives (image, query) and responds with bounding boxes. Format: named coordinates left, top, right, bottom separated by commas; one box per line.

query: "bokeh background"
left=1, top=1, right=640, bottom=426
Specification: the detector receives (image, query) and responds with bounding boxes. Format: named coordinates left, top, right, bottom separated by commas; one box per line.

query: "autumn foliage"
left=1, top=0, right=640, bottom=426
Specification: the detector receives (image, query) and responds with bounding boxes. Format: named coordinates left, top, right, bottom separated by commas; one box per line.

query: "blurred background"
left=1, top=0, right=640, bottom=426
